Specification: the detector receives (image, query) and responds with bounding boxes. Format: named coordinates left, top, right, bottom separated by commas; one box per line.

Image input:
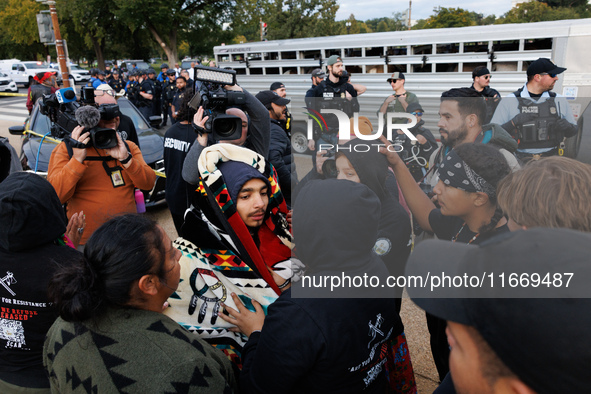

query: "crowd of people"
left=1, top=55, right=590, bottom=393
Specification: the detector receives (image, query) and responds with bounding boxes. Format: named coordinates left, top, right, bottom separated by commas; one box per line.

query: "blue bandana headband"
left=439, top=150, right=496, bottom=198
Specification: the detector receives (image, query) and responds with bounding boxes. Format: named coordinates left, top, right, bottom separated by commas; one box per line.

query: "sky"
left=335, top=0, right=515, bottom=21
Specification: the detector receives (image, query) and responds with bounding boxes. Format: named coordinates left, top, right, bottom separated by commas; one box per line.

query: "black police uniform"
left=162, top=77, right=177, bottom=126
left=108, top=76, right=125, bottom=94
left=150, top=75, right=162, bottom=117
left=138, top=77, right=155, bottom=120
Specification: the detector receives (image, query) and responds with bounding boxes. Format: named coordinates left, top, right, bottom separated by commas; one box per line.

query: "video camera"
left=39, top=87, right=119, bottom=149
left=189, top=65, right=246, bottom=141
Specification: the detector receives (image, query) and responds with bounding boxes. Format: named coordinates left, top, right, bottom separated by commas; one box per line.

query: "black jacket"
left=269, top=119, right=297, bottom=206
left=164, top=122, right=197, bottom=215
left=240, top=180, right=402, bottom=393
left=0, top=173, right=82, bottom=388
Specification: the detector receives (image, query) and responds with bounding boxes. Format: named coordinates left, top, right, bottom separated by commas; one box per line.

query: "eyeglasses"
left=540, top=73, right=558, bottom=78
left=411, top=112, right=423, bottom=117
left=482, top=75, right=491, bottom=80
left=95, top=90, right=115, bottom=97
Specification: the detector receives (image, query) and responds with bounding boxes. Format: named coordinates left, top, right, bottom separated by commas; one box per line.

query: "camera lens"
left=92, top=128, right=118, bottom=149
left=215, top=118, right=237, bottom=138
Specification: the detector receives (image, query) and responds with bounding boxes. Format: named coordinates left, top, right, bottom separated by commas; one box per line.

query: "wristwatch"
left=120, top=152, right=133, bottom=165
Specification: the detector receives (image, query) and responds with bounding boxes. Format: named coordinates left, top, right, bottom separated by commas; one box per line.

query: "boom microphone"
left=75, top=105, right=101, bottom=130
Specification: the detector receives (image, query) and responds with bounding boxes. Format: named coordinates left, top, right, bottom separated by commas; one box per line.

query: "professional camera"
left=39, top=87, right=118, bottom=149
left=189, top=65, right=246, bottom=141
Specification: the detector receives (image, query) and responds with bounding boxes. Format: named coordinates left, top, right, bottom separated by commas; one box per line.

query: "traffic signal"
left=262, top=22, right=267, bottom=38
left=36, top=12, right=55, bottom=44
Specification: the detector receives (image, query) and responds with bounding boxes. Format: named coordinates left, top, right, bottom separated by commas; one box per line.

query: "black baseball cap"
left=406, top=102, right=423, bottom=114
left=255, top=90, right=290, bottom=107
left=406, top=228, right=591, bottom=393
left=527, top=58, right=566, bottom=77
left=270, top=82, right=285, bottom=91
left=166, top=69, right=176, bottom=76
left=161, top=63, right=169, bottom=69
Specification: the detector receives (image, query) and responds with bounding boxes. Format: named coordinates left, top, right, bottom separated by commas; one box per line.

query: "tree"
left=498, top=1, right=580, bottom=24
left=0, top=0, right=47, bottom=59
left=414, top=7, right=478, bottom=29
left=365, top=12, right=409, bottom=32
left=114, top=0, right=232, bottom=65
left=537, top=0, right=588, bottom=8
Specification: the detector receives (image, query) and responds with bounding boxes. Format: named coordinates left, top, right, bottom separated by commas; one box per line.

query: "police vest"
left=514, top=87, right=561, bottom=149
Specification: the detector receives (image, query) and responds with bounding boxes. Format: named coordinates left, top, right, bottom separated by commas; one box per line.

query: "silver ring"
left=77, top=227, right=84, bottom=234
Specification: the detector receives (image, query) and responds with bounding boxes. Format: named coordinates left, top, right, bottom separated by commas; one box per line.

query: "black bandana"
left=439, top=150, right=496, bottom=198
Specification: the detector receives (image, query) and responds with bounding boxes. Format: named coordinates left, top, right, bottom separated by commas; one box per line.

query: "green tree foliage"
left=0, top=0, right=47, bottom=59
left=537, top=0, right=588, bottom=8
left=413, top=7, right=479, bottom=29
left=498, top=1, right=584, bottom=23
left=365, top=12, right=409, bottom=32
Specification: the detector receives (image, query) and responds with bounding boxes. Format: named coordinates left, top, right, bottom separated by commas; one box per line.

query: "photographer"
left=94, top=84, right=139, bottom=147
left=182, top=84, right=270, bottom=185
left=47, top=100, right=156, bottom=248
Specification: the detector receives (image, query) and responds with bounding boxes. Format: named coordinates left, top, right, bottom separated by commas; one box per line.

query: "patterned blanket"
left=165, top=144, right=294, bottom=367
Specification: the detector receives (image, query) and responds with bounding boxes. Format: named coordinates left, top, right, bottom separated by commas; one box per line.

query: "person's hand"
left=105, top=133, right=130, bottom=164
left=511, top=113, right=535, bottom=126
left=345, top=90, right=352, bottom=100
left=70, top=126, right=89, bottom=163
left=193, top=107, right=210, bottom=146
left=307, top=139, right=315, bottom=151
left=218, top=293, right=265, bottom=337
left=385, top=95, right=396, bottom=104
left=396, top=93, right=407, bottom=103
left=65, top=211, right=85, bottom=249
left=416, top=134, right=427, bottom=145
left=224, top=84, right=243, bottom=92
left=286, top=210, right=292, bottom=230
left=315, top=150, right=329, bottom=174
left=377, top=135, right=404, bottom=168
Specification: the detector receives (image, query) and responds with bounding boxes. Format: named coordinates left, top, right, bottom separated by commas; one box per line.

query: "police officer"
left=157, top=63, right=169, bottom=83
left=491, top=58, right=578, bottom=159
left=469, top=66, right=500, bottom=123
left=148, top=68, right=162, bottom=120
left=126, top=70, right=140, bottom=107
left=310, top=55, right=359, bottom=149
left=108, top=70, right=125, bottom=94
left=171, top=76, right=187, bottom=123
left=161, top=69, right=177, bottom=127
left=270, top=82, right=292, bottom=136
left=137, top=69, right=154, bottom=119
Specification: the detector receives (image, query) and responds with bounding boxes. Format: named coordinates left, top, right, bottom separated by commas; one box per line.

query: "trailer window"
left=524, top=38, right=553, bottom=50
left=248, top=53, right=263, bottom=61
left=218, top=54, right=230, bottom=63
left=300, top=50, right=321, bottom=60
left=436, top=43, right=460, bottom=54
left=412, top=45, right=432, bottom=55
left=281, top=51, right=297, bottom=60
left=345, top=48, right=362, bottom=57
left=463, top=63, right=488, bottom=73
left=232, top=54, right=244, bottom=62
left=265, top=52, right=280, bottom=60
left=387, top=46, right=407, bottom=56
left=283, top=67, right=297, bottom=75
left=412, top=63, right=432, bottom=73
left=436, top=63, right=459, bottom=72
left=325, top=48, right=341, bottom=57
left=345, top=65, right=362, bottom=73
left=388, top=65, right=406, bottom=74
left=365, top=47, right=383, bottom=57
left=492, top=40, right=519, bottom=51
left=235, top=68, right=247, bottom=75
left=366, top=65, right=384, bottom=74
left=266, top=67, right=280, bottom=74
left=250, top=68, right=263, bottom=75
left=463, top=41, right=488, bottom=53
left=492, top=61, right=518, bottom=71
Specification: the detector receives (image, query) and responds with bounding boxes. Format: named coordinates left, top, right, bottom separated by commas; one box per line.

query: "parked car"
left=0, top=71, right=18, bottom=93
left=0, top=60, right=61, bottom=87
left=50, top=63, right=91, bottom=84
left=118, top=60, right=150, bottom=70
left=9, top=97, right=166, bottom=207
left=181, top=59, right=200, bottom=70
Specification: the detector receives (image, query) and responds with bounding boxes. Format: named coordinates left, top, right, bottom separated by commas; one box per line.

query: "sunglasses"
left=388, top=79, right=398, bottom=83
left=540, top=73, right=558, bottom=78
left=411, top=112, right=423, bottom=116
left=482, top=75, right=491, bottom=80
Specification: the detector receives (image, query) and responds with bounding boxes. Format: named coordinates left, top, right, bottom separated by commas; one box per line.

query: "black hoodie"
left=239, top=180, right=403, bottom=394
left=0, top=173, right=81, bottom=388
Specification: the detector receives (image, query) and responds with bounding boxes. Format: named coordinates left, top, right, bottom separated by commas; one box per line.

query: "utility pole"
left=408, top=0, right=412, bottom=31
left=36, top=0, right=70, bottom=87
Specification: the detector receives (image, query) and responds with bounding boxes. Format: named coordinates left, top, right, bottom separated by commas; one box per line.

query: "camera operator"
left=182, top=84, right=270, bottom=185
left=47, top=99, right=156, bottom=248
left=94, top=84, right=139, bottom=147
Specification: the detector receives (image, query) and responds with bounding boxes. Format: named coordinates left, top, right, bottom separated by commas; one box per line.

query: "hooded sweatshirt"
left=0, top=173, right=81, bottom=388
left=240, top=180, right=403, bottom=393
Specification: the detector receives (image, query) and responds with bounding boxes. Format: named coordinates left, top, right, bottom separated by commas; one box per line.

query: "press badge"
left=110, top=169, right=125, bottom=187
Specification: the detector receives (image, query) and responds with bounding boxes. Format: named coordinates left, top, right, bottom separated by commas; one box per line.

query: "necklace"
left=452, top=223, right=480, bottom=244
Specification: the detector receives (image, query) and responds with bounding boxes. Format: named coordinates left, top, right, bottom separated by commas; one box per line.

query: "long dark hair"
left=454, top=143, right=511, bottom=235
left=48, top=214, right=167, bottom=322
